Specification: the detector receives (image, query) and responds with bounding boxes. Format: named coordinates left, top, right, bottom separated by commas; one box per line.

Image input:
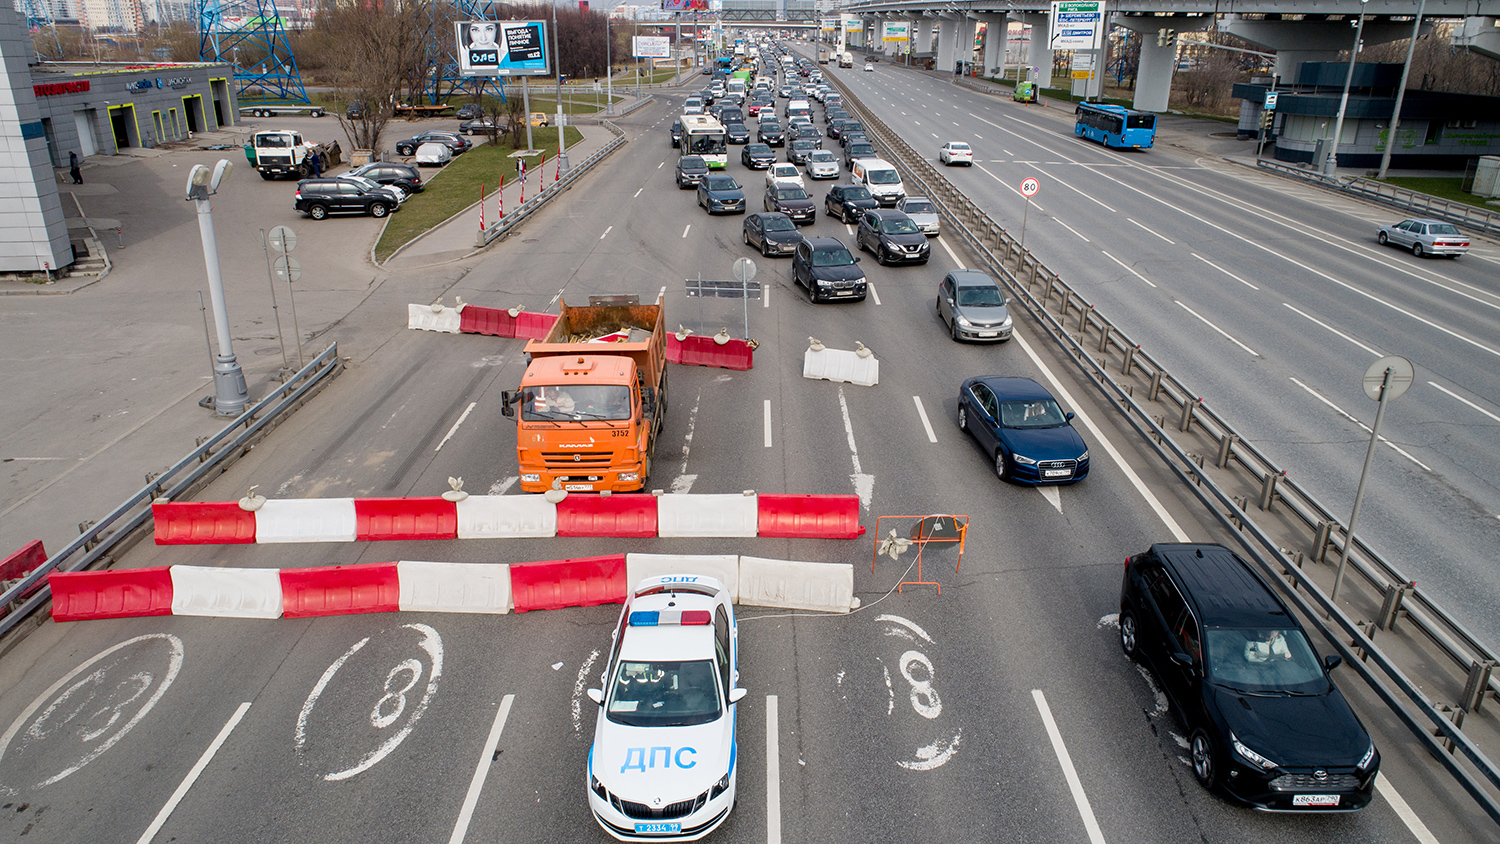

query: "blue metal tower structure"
left=19, top=0, right=54, bottom=29
left=198, top=0, right=311, bottom=105
left=428, top=0, right=507, bottom=105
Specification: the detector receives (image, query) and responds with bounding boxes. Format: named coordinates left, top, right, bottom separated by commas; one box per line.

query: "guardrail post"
left=1079, top=304, right=1091, bottom=333
left=1058, top=288, right=1071, bottom=322
left=1461, top=660, right=1496, bottom=714
left=1216, top=433, right=1238, bottom=468
left=1313, top=521, right=1332, bottom=563
left=1027, top=260, right=1038, bottom=290
left=1378, top=581, right=1414, bottom=631
left=1042, top=274, right=1054, bottom=305
left=1121, top=344, right=1136, bottom=376
left=1178, top=396, right=1198, bottom=433
left=1097, top=324, right=1112, bottom=354
left=1148, top=369, right=1162, bottom=401
left=1258, top=470, right=1281, bottom=511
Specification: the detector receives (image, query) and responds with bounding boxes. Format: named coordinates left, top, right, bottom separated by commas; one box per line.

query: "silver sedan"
left=1377, top=217, right=1470, bottom=257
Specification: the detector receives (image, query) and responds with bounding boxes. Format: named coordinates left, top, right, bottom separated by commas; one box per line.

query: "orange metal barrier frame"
left=871, top=514, right=969, bottom=594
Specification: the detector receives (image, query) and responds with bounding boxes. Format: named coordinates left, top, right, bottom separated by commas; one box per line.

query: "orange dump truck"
left=501, top=296, right=667, bottom=493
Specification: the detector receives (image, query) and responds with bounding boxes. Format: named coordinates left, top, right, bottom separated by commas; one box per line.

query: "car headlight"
left=1012, top=454, right=1038, bottom=465
left=1231, top=733, right=1278, bottom=770
left=955, top=315, right=973, bottom=328
left=520, top=473, right=540, bottom=483
left=1001, top=316, right=1013, bottom=328
left=710, top=770, right=732, bottom=798
left=1357, top=740, right=1377, bottom=771
left=1077, top=450, right=1088, bottom=462
left=618, top=471, right=640, bottom=482
left=590, top=773, right=608, bottom=799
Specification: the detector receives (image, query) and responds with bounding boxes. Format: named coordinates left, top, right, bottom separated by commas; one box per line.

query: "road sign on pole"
left=1019, top=177, right=1039, bottom=249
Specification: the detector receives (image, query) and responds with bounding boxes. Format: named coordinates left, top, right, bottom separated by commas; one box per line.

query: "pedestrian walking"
left=69, top=151, right=82, bottom=184
left=308, top=150, right=322, bottom=178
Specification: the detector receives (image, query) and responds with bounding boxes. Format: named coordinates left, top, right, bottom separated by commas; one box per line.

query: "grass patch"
left=1374, top=177, right=1496, bottom=211
left=373, top=126, right=582, bottom=263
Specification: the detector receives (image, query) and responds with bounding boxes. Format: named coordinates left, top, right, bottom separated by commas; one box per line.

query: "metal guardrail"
left=1255, top=159, right=1500, bottom=237
left=477, top=121, right=628, bottom=248
left=0, top=345, right=343, bottom=641
left=832, top=75, right=1500, bottom=822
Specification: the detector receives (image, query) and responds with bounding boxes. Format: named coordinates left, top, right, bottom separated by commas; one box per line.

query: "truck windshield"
left=521, top=385, right=631, bottom=421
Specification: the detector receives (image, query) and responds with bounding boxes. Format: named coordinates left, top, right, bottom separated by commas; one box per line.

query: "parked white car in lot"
left=414, top=142, right=452, bottom=166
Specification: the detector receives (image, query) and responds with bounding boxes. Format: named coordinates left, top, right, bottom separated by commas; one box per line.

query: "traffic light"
left=1260, top=110, right=1274, bottom=131
left=1156, top=28, right=1177, bottom=48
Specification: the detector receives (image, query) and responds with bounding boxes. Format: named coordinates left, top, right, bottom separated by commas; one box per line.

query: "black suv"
left=741, top=143, right=776, bottom=169
left=454, top=103, right=484, bottom=120
left=394, top=131, right=470, bottom=157
left=844, top=141, right=877, bottom=168
left=758, top=121, right=785, bottom=147
left=675, top=155, right=709, bottom=188
left=671, top=119, right=684, bottom=148
left=764, top=183, right=815, bottom=224
left=1120, top=543, right=1378, bottom=811
left=349, top=162, right=424, bottom=194
left=824, top=184, right=880, bottom=223
left=856, top=209, right=929, bottom=265
left=294, top=178, right=401, bottom=220
left=791, top=237, right=865, bottom=303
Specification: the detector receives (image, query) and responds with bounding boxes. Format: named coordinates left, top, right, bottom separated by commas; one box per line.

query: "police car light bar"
left=629, top=610, right=713, bottom=626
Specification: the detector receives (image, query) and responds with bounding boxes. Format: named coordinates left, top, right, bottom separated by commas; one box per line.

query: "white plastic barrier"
left=803, top=347, right=879, bottom=387
left=397, top=561, right=512, bottom=613
left=254, top=498, right=358, bottom=544
left=169, top=565, right=284, bottom=618
left=456, top=495, right=557, bottom=538
left=408, top=303, right=463, bottom=333
left=627, top=554, right=741, bottom=602
left=737, top=556, right=856, bottom=613
left=656, top=494, right=759, bottom=538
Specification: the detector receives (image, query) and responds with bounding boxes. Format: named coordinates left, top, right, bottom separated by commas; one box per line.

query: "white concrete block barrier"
left=408, top=303, right=463, bottom=333
left=254, top=498, right=357, bottom=544
left=169, top=565, right=284, bottom=618
left=398, top=561, right=512, bottom=613
left=627, top=554, right=742, bottom=602
left=803, top=346, right=879, bottom=387
left=656, top=493, right=759, bottom=538
left=737, top=556, right=857, bottom=613
left=456, top=495, right=557, bottom=538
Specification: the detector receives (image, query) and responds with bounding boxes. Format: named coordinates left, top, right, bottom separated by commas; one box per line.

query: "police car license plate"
left=635, top=822, right=682, bottom=834
left=565, top=483, right=593, bottom=491
left=978, top=331, right=998, bottom=338
left=1292, top=794, right=1339, bottom=807
left=1043, top=469, right=1071, bottom=478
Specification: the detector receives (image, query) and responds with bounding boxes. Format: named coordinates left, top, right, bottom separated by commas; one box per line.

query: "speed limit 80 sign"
left=1020, top=177, right=1040, bottom=197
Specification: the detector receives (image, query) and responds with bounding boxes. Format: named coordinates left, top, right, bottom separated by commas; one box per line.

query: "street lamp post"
left=1324, top=0, right=1370, bottom=177
left=186, top=158, right=250, bottom=417
left=605, top=13, right=615, bottom=116
left=1377, top=0, right=1425, bottom=180
left=553, top=1, right=570, bottom=174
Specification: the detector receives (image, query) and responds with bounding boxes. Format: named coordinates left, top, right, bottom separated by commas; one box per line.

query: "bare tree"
left=1362, top=26, right=1500, bottom=98
left=317, top=0, right=434, bottom=152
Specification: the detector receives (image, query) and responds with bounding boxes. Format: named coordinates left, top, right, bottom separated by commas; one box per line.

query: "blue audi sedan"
left=958, top=376, right=1089, bottom=484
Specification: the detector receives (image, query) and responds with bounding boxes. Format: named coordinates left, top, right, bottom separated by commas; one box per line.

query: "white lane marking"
left=135, top=702, right=251, bottom=844
left=683, top=225, right=691, bottom=238
left=1282, top=303, right=1381, bottom=356
left=435, top=402, right=477, bottom=452
left=633, top=188, right=643, bottom=197
left=1054, top=217, right=1090, bottom=242
left=1375, top=773, right=1441, bottom=844
left=764, top=399, right=773, bottom=447
left=1014, top=333, right=1189, bottom=541
left=447, top=695, right=515, bottom=844
left=869, top=283, right=881, bottom=305
left=766, top=694, right=781, bottom=844
left=938, top=236, right=962, bottom=265
left=1191, top=253, right=1259, bottom=290
left=600, top=226, right=612, bottom=240
left=1428, top=381, right=1500, bottom=424
left=1032, top=689, right=1107, bottom=844
left=764, top=283, right=770, bottom=308
left=658, top=161, right=664, bottom=169
left=931, top=132, right=939, bottom=139
left=570, top=651, right=601, bottom=738
left=1288, top=377, right=1431, bottom=470
left=1175, top=301, right=1259, bottom=356
left=1102, top=251, right=1156, bottom=288
left=845, top=223, right=855, bottom=236
left=488, top=476, right=517, bottom=495
left=671, top=389, right=702, bottom=494
left=912, top=396, right=938, bottom=443
left=1038, top=485, right=1062, bottom=512
left=1128, top=218, right=1173, bottom=243
left=838, top=386, right=874, bottom=509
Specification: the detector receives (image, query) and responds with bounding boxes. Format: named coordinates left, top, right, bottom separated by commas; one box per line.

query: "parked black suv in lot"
left=294, top=178, right=402, bottom=220
left=1120, top=543, right=1379, bottom=811
left=394, top=131, right=470, bottom=157
left=349, top=162, right=424, bottom=194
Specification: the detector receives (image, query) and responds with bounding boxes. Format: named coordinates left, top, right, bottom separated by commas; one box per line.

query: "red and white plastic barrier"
left=410, top=303, right=560, bottom=340
left=153, top=492, right=863, bottom=545
left=49, top=553, right=857, bottom=623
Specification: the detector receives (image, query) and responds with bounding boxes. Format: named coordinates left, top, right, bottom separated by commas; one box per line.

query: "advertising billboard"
left=881, top=21, right=909, bottom=42
left=633, top=36, right=671, bottom=59
left=662, top=0, right=709, bottom=10
left=455, top=20, right=550, bottom=77
left=1048, top=1, right=1105, bottom=50
left=820, top=18, right=837, bottom=31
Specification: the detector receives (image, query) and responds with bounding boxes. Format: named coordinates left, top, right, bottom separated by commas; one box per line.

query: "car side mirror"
left=500, top=391, right=516, bottom=418
left=729, top=688, right=749, bottom=703
left=1323, top=654, right=1343, bottom=671
left=1170, top=651, right=1196, bottom=669
left=1065, top=412, right=1075, bottom=421
left=853, top=256, right=861, bottom=263
left=587, top=688, right=604, bottom=706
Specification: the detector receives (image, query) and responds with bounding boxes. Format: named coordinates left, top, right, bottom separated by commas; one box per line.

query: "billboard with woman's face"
left=456, top=20, right=551, bottom=77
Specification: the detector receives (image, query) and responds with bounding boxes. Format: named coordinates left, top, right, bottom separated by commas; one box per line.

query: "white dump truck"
left=244, top=129, right=342, bottom=180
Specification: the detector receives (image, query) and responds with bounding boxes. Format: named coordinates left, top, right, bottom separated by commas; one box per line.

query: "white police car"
left=587, top=575, right=743, bottom=840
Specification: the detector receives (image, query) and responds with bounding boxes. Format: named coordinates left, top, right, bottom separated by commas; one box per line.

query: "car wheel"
left=308, top=204, right=328, bottom=220
left=1190, top=729, right=1219, bottom=789
left=370, top=202, right=389, bottom=218
left=1412, top=242, right=1424, bottom=258
left=951, top=319, right=960, bottom=342
left=994, top=451, right=1007, bottom=479
left=957, top=406, right=967, bottom=431
left=762, top=240, right=774, bottom=258
left=876, top=245, right=889, bottom=266
left=743, top=230, right=751, bottom=246
left=1377, top=232, right=1388, bottom=246
left=1119, top=611, right=1139, bottom=660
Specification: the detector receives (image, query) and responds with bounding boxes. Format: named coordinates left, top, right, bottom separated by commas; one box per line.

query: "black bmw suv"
left=1120, top=544, right=1378, bottom=811
left=294, top=178, right=402, bottom=220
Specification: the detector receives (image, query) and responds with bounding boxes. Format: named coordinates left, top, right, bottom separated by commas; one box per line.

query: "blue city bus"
left=1074, top=102, right=1156, bottom=150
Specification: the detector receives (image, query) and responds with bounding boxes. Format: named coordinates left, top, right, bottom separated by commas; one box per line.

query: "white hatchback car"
left=766, top=162, right=805, bottom=189
left=588, top=575, right=743, bottom=842
left=896, top=195, right=940, bottom=235
left=939, top=141, right=974, bottom=166
left=806, top=149, right=839, bottom=180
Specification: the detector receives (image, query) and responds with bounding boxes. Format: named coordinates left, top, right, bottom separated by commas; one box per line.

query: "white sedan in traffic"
left=939, top=141, right=973, bottom=166
left=765, top=162, right=805, bottom=189
left=588, top=575, right=743, bottom=842
left=806, top=150, right=839, bottom=180
left=863, top=63, right=874, bottom=72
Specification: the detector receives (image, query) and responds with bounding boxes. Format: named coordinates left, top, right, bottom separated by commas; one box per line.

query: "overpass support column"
left=1222, top=16, right=1415, bottom=83
left=979, top=14, right=1007, bottom=77
left=1134, top=35, right=1176, bottom=113
left=936, top=17, right=960, bottom=73
left=1015, top=12, right=1052, bottom=87
left=913, top=16, right=934, bottom=60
